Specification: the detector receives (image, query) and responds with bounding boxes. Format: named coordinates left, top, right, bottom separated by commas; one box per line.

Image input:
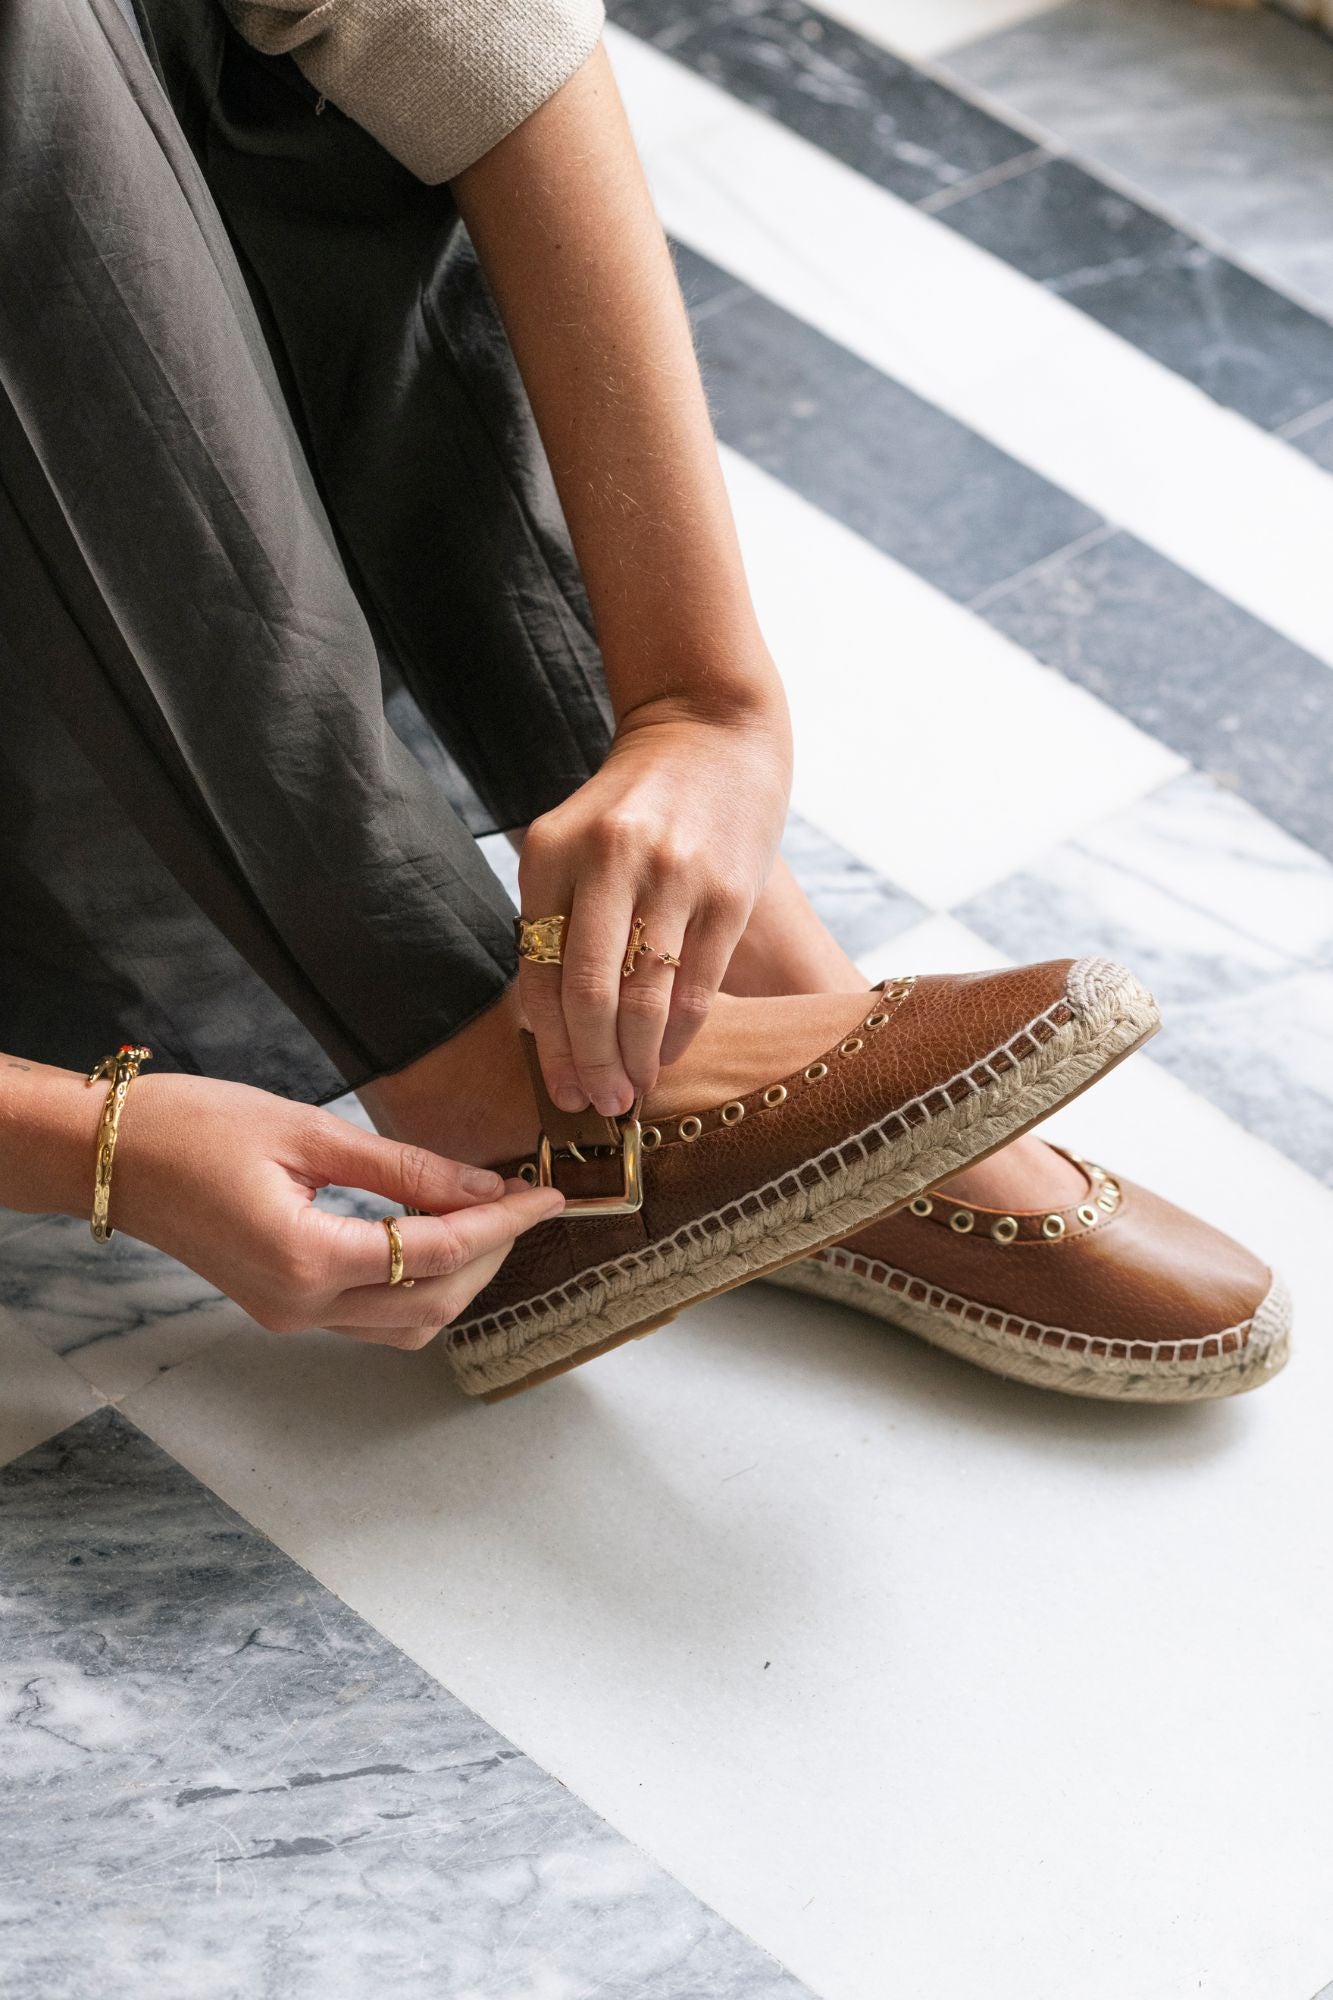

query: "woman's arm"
left=0, top=1054, right=561, bottom=1345
left=451, top=43, right=793, bottom=1117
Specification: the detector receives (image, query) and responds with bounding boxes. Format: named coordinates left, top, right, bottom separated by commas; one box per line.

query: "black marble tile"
left=0, top=1409, right=813, bottom=2000
left=676, top=242, right=1100, bottom=601
left=976, top=529, right=1333, bottom=863
left=926, top=157, right=1333, bottom=433
left=610, top=0, right=1032, bottom=204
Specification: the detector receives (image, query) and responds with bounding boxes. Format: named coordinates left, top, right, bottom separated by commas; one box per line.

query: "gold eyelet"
left=721, top=1100, right=746, bottom=1125
left=1077, top=1204, right=1099, bottom=1227
left=950, top=1209, right=975, bottom=1234
left=864, top=1011, right=889, bottom=1030
left=763, top=1084, right=788, bottom=1108
left=991, top=1215, right=1018, bottom=1244
left=1098, top=1193, right=1116, bottom=1212
left=839, top=1037, right=863, bottom=1057
left=641, top=1125, right=661, bottom=1151
left=678, top=1115, right=703, bottom=1141
left=1042, top=1214, right=1066, bottom=1240
left=804, top=1061, right=828, bottom=1082
left=910, top=1195, right=933, bottom=1217
left=518, top=1161, right=538, bottom=1185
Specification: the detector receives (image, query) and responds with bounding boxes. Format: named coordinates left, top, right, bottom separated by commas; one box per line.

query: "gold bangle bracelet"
left=85, top=1044, right=152, bottom=1244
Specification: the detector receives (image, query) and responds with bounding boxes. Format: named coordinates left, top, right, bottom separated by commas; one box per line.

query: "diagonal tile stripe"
left=674, top=241, right=1333, bottom=863
left=605, top=23, right=1333, bottom=671
left=609, top=0, right=1333, bottom=442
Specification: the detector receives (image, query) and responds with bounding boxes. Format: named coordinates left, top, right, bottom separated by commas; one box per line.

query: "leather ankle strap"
left=519, top=1031, right=631, bottom=1153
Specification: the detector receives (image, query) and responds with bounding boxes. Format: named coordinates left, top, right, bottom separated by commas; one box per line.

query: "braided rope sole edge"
left=442, top=958, right=1157, bottom=1396
left=768, top=1254, right=1293, bottom=1403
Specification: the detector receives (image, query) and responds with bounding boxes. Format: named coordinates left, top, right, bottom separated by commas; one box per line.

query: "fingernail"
left=461, top=1166, right=504, bottom=1195
left=554, top=1084, right=588, bottom=1113
left=596, top=1091, right=631, bottom=1118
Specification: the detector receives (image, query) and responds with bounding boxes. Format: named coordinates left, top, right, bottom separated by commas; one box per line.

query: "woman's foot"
left=772, top=1143, right=1291, bottom=1403
left=365, top=956, right=1159, bottom=1398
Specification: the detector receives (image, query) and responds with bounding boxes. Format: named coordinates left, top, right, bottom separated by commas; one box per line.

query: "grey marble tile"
left=943, top=0, right=1333, bottom=320
left=935, top=155, right=1333, bottom=433
left=956, top=770, right=1333, bottom=1183
left=781, top=812, right=926, bottom=957
left=973, top=527, right=1333, bottom=864
left=677, top=241, right=1101, bottom=601
left=611, top=0, right=1033, bottom=204
left=0, top=1409, right=812, bottom=2000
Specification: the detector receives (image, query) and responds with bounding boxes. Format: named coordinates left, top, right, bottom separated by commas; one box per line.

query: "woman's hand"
left=110, top=1072, right=564, bottom=1348
left=517, top=694, right=792, bottom=1115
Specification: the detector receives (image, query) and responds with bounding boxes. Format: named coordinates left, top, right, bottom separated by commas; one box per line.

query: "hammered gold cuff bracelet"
left=85, top=1044, right=152, bottom=1243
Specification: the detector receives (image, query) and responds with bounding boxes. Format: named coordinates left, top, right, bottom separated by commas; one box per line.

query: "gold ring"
left=622, top=916, right=683, bottom=979
left=383, top=1216, right=415, bottom=1288
left=515, top=914, right=567, bottom=965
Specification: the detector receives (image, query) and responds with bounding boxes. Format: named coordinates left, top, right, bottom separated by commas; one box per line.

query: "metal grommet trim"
left=864, top=1011, right=889, bottom=1030
left=950, top=1208, right=975, bottom=1234
left=991, top=1215, right=1019, bottom=1244
left=721, top=1099, right=746, bottom=1124
left=1098, top=1193, right=1116, bottom=1212
left=1042, top=1214, right=1066, bottom=1240
left=678, top=1115, right=703, bottom=1141
left=518, top=1161, right=538, bottom=1185
left=804, top=1061, right=828, bottom=1082
left=839, top=1036, right=864, bottom=1056
left=764, top=1084, right=788, bottom=1108
left=910, top=1195, right=933, bottom=1217
left=641, top=1125, right=662, bottom=1151
left=1077, top=1204, right=1099, bottom=1227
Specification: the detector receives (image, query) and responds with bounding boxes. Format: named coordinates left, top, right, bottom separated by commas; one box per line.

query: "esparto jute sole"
left=769, top=1257, right=1293, bottom=1403
left=452, top=959, right=1160, bottom=1400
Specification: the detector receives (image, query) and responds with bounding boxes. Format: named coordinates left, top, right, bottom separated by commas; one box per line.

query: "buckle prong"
left=538, top=1108, right=644, bottom=1216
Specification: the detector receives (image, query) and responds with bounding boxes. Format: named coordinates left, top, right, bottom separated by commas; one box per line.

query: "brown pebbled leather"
left=830, top=1151, right=1272, bottom=1357
left=451, top=960, right=1095, bottom=1341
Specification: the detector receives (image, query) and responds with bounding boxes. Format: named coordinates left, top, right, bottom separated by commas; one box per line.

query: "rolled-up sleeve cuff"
left=223, top=0, right=606, bottom=184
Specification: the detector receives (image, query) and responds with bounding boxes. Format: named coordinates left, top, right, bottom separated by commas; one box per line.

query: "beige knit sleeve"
left=221, top=0, right=606, bottom=184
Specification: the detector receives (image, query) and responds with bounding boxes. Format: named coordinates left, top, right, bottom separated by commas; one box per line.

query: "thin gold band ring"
left=383, top=1216, right=415, bottom=1288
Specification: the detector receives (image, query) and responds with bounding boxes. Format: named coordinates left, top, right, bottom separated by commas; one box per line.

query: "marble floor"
left=5, top=3, right=1333, bottom=1998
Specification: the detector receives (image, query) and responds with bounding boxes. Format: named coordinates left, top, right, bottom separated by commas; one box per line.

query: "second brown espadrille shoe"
left=769, top=1146, right=1291, bottom=1403
left=438, top=956, right=1158, bottom=1399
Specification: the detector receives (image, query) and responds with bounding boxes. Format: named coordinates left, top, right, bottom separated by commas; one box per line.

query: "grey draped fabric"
left=0, top=0, right=612, bottom=1099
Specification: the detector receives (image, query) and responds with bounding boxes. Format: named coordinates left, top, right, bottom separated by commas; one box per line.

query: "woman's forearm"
left=0, top=1055, right=100, bottom=1218
left=451, top=42, right=784, bottom=729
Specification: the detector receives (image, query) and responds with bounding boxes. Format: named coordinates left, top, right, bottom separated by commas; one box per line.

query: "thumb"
left=302, top=1114, right=507, bottom=1214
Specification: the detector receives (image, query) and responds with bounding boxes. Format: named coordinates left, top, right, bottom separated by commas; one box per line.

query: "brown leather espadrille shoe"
left=770, top=1145, right=1291, bottom=1402
left=438, top=957, right=1158, bottom=1398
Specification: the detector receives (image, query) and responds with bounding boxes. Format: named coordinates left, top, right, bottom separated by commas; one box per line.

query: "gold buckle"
left=538, top=1111, right=644, bottom=1216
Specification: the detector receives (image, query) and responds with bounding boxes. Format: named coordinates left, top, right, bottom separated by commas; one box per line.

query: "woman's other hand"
left=107, top=1072, right=564, bottom=1347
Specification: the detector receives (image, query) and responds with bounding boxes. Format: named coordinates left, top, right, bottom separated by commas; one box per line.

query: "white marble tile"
left=608, top=24, right=1333, bottom=668
left=0, top=1318, right=104, bottom=1469
left=814, top=0, right=1068, bottom=62
left=123, top=1047, right=1333, bottom=2000
left=723, top=448, right=1181, bottom=907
